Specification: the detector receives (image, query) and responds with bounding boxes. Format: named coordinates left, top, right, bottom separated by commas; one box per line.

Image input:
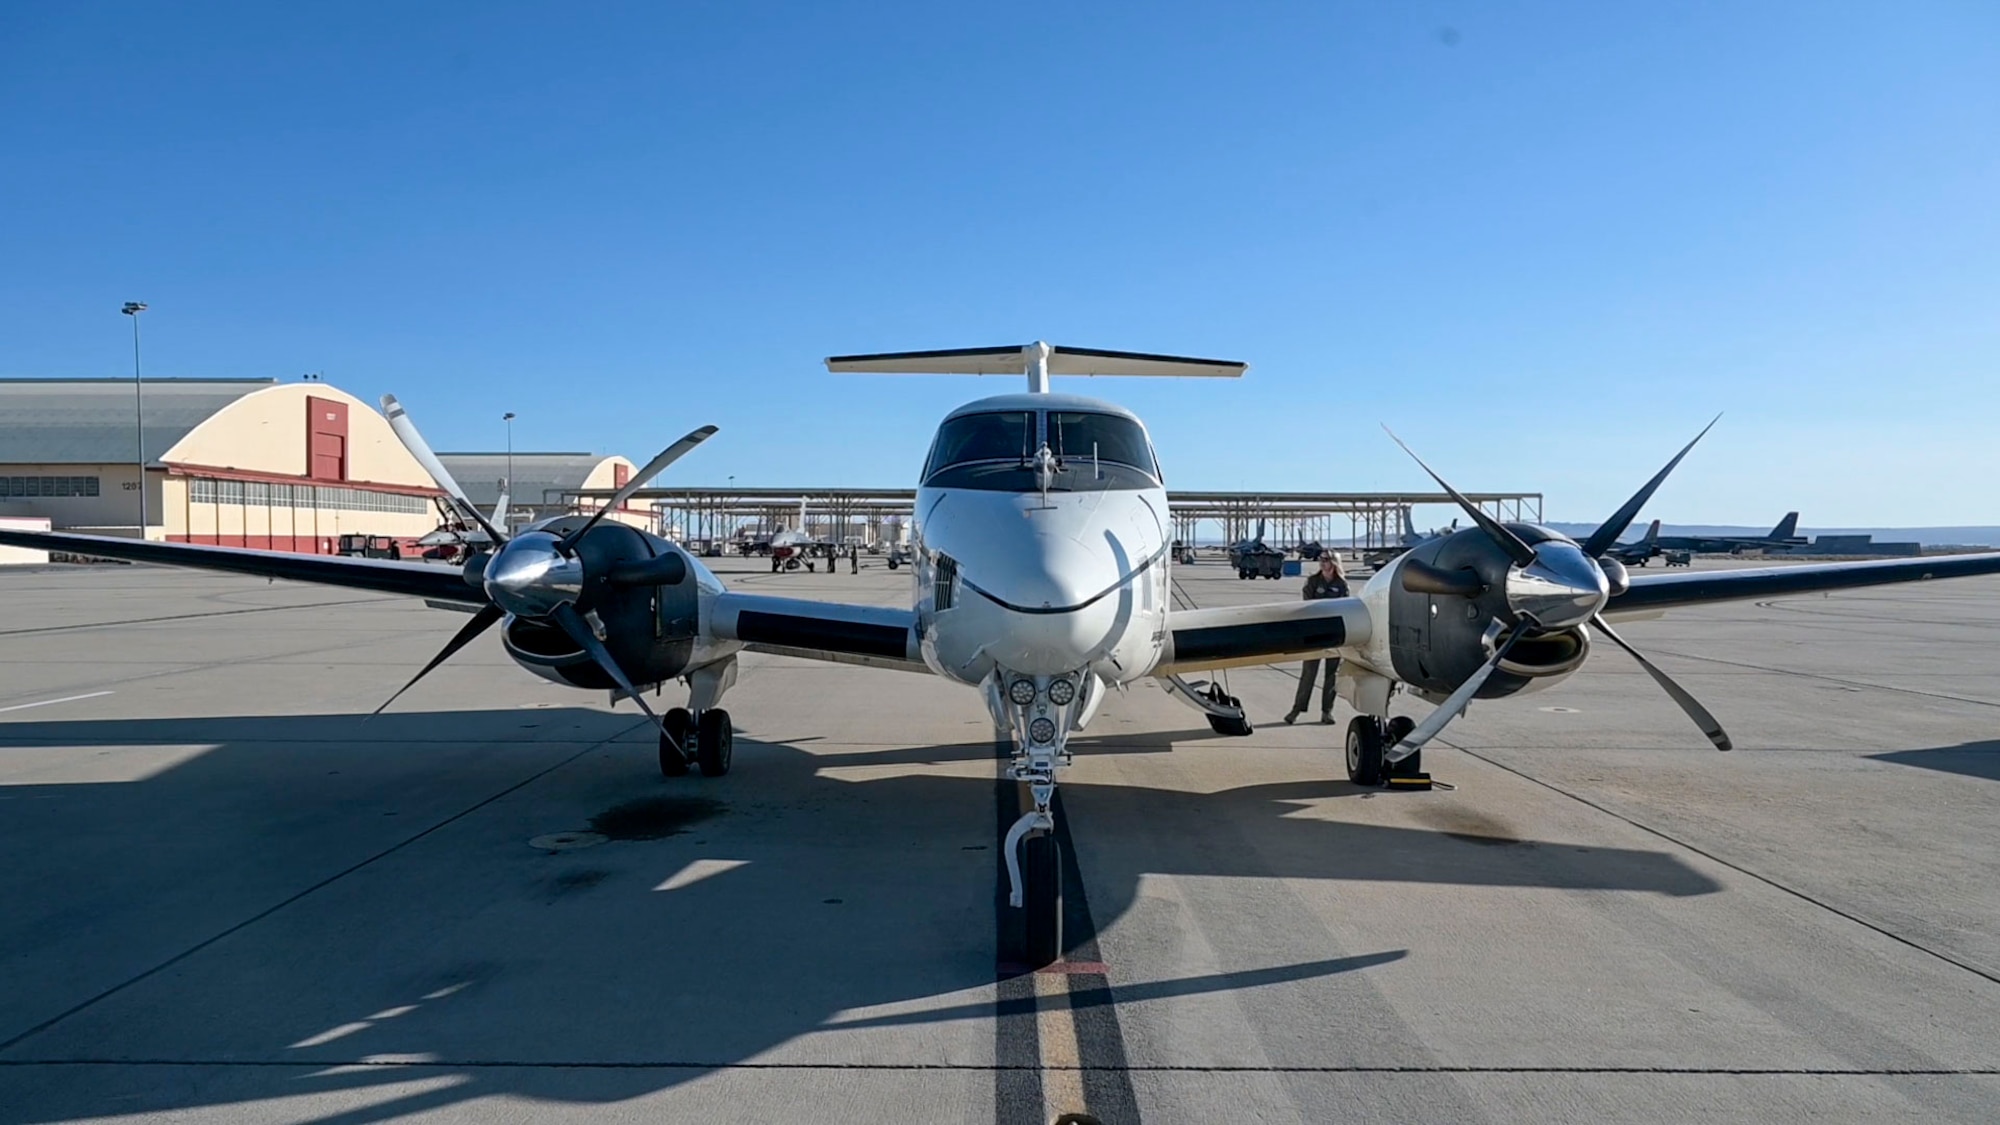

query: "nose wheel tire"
left=1345, top=716, right=1385, bottom=786
left=660, top=708, right=694, bottom=777
left=696, top=708, right=734, bottom=777
left=1017, top=833, right=1064, bottom=969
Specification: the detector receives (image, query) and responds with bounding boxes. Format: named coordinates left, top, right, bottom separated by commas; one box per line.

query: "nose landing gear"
left=990, top=668, right=1091, bottom=968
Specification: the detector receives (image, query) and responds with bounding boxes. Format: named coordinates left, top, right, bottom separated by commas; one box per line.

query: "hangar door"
left=307, top=397, right=347, bottom=480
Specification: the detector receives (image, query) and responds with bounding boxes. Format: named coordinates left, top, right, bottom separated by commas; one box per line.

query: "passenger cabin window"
left=922, top=409, right=1160, bottom=491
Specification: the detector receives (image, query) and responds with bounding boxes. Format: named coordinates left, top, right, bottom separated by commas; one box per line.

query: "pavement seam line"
left=1446, top=740, right=2000, bottom=989
left=1, top=1060, right=1993, bottom=1074
left=0, top=717, right=651, bottom=1055
left=0, top=597, right=396, bottom=638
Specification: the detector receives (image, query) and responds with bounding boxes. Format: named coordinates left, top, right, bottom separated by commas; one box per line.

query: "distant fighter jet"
left=1602, top=519, right=1662, bottom=566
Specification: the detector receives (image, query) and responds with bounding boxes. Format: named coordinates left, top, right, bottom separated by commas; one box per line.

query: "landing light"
left=1047, top=677, right=1076, bottom=706
left=1029, top=717, right=1058, bottom=745
left=1008, top=678, right=1038, bottom=706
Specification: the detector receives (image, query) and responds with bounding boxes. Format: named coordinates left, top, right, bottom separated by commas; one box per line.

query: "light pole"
left=502, top=413, right=516, bottom=520
left=122, top=302, right=148, bottom=535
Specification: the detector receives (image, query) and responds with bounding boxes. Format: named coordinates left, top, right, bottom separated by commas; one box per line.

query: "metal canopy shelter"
left=567, top=486, right=1544, bottom=551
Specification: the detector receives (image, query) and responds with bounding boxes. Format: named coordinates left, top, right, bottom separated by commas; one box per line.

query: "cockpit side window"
left=1048, top=412, right=1158, bottom=478
left=924, top=411, right=1033, bottom=478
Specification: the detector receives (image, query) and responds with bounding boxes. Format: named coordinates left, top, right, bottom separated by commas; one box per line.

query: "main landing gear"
left=1345, top=715, right=1430, bottom=790
left=656, top=657, right=738, bottom=779
left=991, top=667, right=1098, bottom=968
left=659, top=708, right=734, bottom=777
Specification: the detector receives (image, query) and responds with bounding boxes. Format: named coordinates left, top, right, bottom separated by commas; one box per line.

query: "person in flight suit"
left=1284, top=554, right=1349, bottom=725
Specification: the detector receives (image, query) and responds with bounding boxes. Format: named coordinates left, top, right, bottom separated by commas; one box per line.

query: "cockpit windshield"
left=922, top=409, right=1160, bottom=491
left=1048, top=412, right=1156, bottom=476
left=925, top=412, right=1033, bottom=476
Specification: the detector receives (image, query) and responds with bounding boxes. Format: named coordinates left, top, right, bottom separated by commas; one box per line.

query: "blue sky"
left=3, top=2, right=1995, bottom=526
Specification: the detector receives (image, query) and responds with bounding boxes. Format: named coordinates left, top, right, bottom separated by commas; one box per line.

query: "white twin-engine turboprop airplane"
left=10, top=339, right=2000, bottom=968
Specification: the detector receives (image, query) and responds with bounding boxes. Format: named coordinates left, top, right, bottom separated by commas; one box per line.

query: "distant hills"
left=1544, top=523, right=2000, bottom=548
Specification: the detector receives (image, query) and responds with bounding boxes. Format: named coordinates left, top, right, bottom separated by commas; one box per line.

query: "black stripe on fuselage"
left=733, top=610, right=910, bottom=660
left=1171, top=617, right=1347, bottom=665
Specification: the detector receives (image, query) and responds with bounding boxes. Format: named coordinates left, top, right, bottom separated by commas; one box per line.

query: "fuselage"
left=909, top=393, right=1171, bottom=688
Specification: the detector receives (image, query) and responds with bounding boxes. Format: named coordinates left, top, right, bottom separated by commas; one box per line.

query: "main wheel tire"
left=1384, top=715, right=1420, bottom=774
left=660, top=708, right=694, bottom=777
left=1346, top=716, right=1385, bottom=786
left=696, top=709, right=733, bottom=777
left=1021, top=833, right=1063, bottom=969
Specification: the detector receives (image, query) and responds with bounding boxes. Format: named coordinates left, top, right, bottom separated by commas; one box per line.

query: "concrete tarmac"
left=0, top=554, right=1996, bottom=1123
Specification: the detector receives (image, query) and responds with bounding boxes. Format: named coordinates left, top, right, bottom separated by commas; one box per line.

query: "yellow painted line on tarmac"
left=1034, top=964, right=1089, bottom=1123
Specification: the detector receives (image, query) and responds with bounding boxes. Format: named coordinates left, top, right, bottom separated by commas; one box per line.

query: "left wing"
left=0, top=528, right=485, bottom=604
left=1609, top=552, right=2000, bottom=617
left=1155, top=596, right=1370, bottom=677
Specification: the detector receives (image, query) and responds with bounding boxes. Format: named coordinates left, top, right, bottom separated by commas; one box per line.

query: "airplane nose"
left=960, top=533, right=1118, bottom=612
left=1506, top=542, right=1609, bottom=628
left=483, top=532, right=584, bottom=616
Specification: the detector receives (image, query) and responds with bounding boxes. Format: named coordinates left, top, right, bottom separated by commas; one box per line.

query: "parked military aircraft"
left=6, top=344, right=1999, bottom=969
left=1362, top=508, right=1453, bottom=570
left=1603, top=518, right=1662, bottom=566
left=1652, top=511, right=1805, bottom=554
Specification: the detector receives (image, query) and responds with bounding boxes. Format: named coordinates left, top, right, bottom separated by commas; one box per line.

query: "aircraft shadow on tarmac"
left=1867, top=740, right=2000, bottom=783
left=0, top=708, right=1719, bottom=1122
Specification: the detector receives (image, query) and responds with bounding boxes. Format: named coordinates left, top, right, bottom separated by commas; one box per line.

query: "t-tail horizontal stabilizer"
left=826, top=341, right=1247, bottom=393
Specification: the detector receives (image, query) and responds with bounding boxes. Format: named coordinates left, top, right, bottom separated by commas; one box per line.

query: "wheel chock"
left=1384, top=772, right=1433, bottom=791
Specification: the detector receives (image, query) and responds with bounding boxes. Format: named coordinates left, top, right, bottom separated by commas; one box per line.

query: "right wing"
left=0, top=528, right=485, bottom=604
left=709, top=591, right=929, bottom=674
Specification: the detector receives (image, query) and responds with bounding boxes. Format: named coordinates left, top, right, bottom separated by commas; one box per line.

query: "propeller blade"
left=382, top=395, right=508, bottom=546
left=1385, top=627, right=1527, bottom=763
left=1579, top=414, right=1721, bottom=558
left=1381, top=427, right=1537, bottom=567
left=559, top=425, right=719, bottom=553
left=1589, top=613, right=1732, bottom=751
left=549, top=602, right=673, bottom=742
left=370, top=603, right=504, bottom=716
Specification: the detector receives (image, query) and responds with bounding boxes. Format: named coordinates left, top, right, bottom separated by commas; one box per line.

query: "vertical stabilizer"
left=1642, top=518, right=1660, bottom=545
left=1769, top=512, right=1799, bottom=540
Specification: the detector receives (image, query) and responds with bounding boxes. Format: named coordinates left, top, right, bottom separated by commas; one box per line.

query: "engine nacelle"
left=499, top=519, right=700, bottom=691
left=1378, top=524, right=1598, bottom=702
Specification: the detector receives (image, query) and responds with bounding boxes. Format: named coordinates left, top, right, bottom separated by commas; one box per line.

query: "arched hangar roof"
left=0, top=378, right=275, bottom=463
left=435, top=453, right=636, bottom=508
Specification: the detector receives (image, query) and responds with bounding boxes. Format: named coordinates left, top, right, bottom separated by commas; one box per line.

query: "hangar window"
left=0, top=475, right=100, bottom=498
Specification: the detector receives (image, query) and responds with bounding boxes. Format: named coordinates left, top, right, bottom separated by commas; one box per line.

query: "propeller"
left=558, top=426, right=719, bottom=554
left=1381, top=426, right=1536, bottom=566
left=1385, top=626, right=1527, bottom=764
left=1383, top=419, right=1732, bottom=760
left=547, top=602, right=687, bottom=756
left=371, top=394, right=715, bottom=741
left=371, top=604, right=505, bottom=716
left=381, top=395, right=508, bottom=546
left=1578, top=414, right=1719, bottom=558
left=1589, top=612, right=1731, bottom=750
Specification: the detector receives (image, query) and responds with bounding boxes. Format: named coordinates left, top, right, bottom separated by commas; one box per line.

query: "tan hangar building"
left=0, top=378, right=445, bottom=553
